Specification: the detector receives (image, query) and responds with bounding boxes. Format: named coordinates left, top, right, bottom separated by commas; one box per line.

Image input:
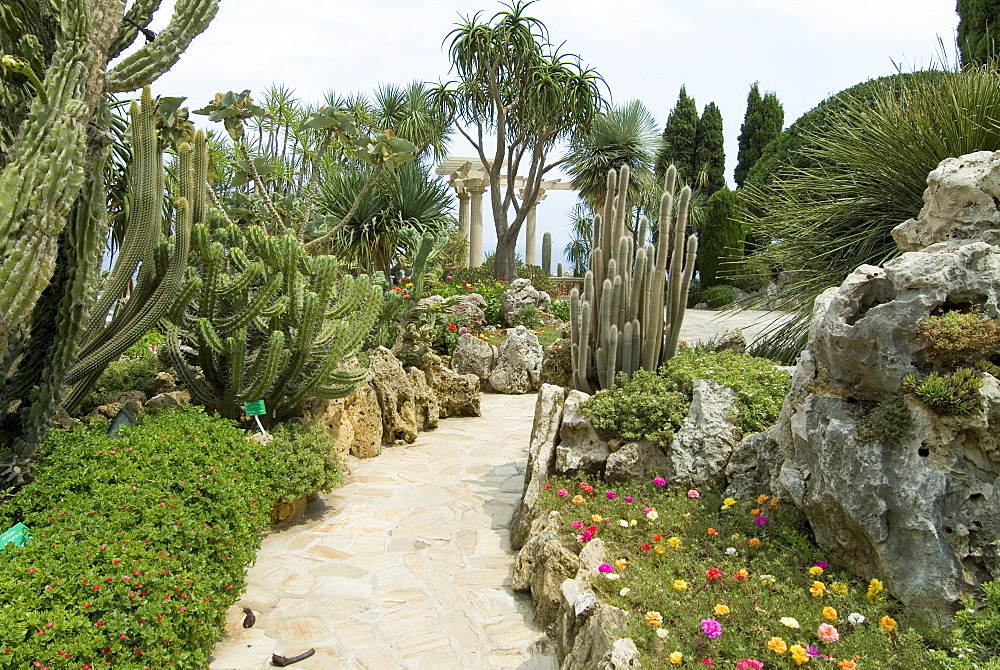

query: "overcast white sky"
left=150, top=0, right=959, bottom=268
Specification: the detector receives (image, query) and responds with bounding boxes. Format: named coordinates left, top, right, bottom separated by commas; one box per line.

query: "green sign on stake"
left=243, top=400, right=266, bottom=417
left=0, top=522, right=31, bottom=550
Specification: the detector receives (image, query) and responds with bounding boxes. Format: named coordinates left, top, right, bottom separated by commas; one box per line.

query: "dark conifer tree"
left=694, top=102, right=725, bottom=195
left=958, top=0, right=1000, bottom=67
left=655, top=86, right=699, bottom=186
left=734, top=83, right=784, bottom=188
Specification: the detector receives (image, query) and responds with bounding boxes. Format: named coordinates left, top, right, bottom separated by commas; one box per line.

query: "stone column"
left=457, top=189, right=471, bottom=268
left=468, top=184, right=486, bottom=268
left=523, top=191, right=546, bottom=267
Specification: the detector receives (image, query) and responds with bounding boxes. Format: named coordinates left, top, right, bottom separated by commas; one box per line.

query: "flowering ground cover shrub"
left=541, top=477, right=936, bottom=668
left=268, top=421, right=344, bottom=502
left=422, top=274, right=509, bottom=327
left=0, top=408, right=297, bottom=669
left=580, top=370, right=690, bottom=445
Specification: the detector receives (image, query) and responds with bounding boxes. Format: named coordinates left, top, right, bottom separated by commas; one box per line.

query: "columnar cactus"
left=0, top=1, right=216, bottom=468
left=570, top=165, right=697, bottom=392
left=542, top=231, right=552, bottom=276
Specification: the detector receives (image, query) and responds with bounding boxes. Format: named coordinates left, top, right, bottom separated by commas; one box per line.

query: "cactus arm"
left=222, top=334, right=245, bottom=418
left=105, top=0, right=219, bottom=93
left=241, top=332, right=288, bottom=401
left=664, top=234, right=698, bottom=360
left=107, top=0, right=163, bottom=61
left=163, top=323, right=217, bottom=407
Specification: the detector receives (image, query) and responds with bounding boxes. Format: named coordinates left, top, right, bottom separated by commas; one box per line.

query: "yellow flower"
left=867, top=578, right=884, bottom=603
left=672, top=579, right=688, bottom=591
left=759, top=574, right=776, bottom=586
left=880, top=615, right=897, bottom=632
left=810, top=581, right=826, bottom=598
left=721, top=497, right=736, bottom=510
left=645, top=611, right=663, bottom=627
left=572, top=495, right=586, bottom=504
left=830, top=581, right=849, bottom=596
left=614, top=558, right=629, bottom=571
left=713, top=603, right=730, bottom=616
left=767, top=636, right=788, bottom=654
left=822, top=606, right=838, bottom=621
left=668, top=536, right=682, bottom=548
left=809, top=566, right=824, bottom=576
left=405, top=282, right=413, bottom=287
left=790, top=644, right=809, bottom=665
left=592, top=514, right=603, bottom=523
left=779, top=617, right=801, bottom=629
left=734, top=568, right=750, bottom=581
left=654, top=545, right=665, bottom=554
left=758, top=494, right=769, bottom=505
left=670, top=651, right=683, bottom=664
left=629, top=519, right=638, bottom=527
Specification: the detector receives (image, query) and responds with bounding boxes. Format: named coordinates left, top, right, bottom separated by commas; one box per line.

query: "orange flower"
left=707, top=528, right=719, bottom=536
left=751, top=508, right=761, bottom=516
left=645, top=611, right=663, bottom=628
left=571, top=495, right=586, bottom=504
left=757, top=494, right=769, bottom=505
left=822, top=606, right=838, bottom=621
left=879, top=615, right=897, bottom=633
left=838, top=661, right=858, bottom=670
left=653, top=534, right=664, bottom=542
left=767, top=636, right=787, bottom=654
left=747, top=538, right=761, bottom=549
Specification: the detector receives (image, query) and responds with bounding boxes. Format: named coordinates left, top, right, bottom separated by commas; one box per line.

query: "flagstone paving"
left=208, top=308, right=786, bottom=669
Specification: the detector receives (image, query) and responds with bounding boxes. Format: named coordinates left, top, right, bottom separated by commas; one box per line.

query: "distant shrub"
left=549, top=299, right=571, bottom=322
left=902, top=368, right=982, bottom=416
left=701, top=284, right=740, bottom=309
left=76, top=350, right=161, bottom=416
left=579, top=370, right=689, bottom=445
left=917, top=310, right=1000, bottom=369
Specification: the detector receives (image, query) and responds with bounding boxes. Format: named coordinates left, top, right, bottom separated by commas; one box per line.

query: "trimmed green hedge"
left=0, top=407, right=322, bottom=669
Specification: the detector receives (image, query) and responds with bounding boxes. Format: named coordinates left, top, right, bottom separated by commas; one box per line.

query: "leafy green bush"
left=549, top=298, right=571, bottom=322
left=268, top=421, right=344, bottom=502
left=510, top=305, right=542, bottom=330
left=0, top=408, right=282, bottom=669
left=702, top=284, right=740, bottom=309
left=75, top=350, right=161, bottom=417
left=686, top=278, right=702, bottom=308
left=902, top=368, right=983, bottom=416
left=941, top=582, right=1000, bottom=666
left=579, top=370, right=690, bottom=445
left=917, top=311, right=1000, bottom=369
left=661, top=350, right=792, bottom=434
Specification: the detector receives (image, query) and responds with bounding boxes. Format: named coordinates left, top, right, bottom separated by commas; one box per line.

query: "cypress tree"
left=694, top=102, right=726, bottom=195
left=734, top=83, right=785, bottom=188
left=698, top=188, right=744, bottom=288
left=958, top=0, right=1000, bottom=67
left=655, top=86, right=699, bottom=186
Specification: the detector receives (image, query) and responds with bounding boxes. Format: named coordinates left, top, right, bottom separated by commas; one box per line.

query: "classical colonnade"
left=436, top=157, right=573, bottom=268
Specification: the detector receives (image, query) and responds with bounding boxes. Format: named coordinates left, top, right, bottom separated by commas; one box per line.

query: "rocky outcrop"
left=668, top=380, right=742, bottom=487
left=455, top=292, right=488, bottom=331
left=511, top=384, right=566, bottom=550
left=539, top=329, right=573, bottom=388
left=729, top=150, right=1000, bottom=615
left=512, top=511, right=581, bottom=630
left=500, top=279, right=551, bottom=326
left=712, top=328, right=747, bottom=354
left=368, top=347, right=419, bottom=444
left=554, top=390, right=610, bottom=476
left=489, top=325, right=543, bottom=394
left=143, top=390, right=191, bottom=412
left=450, top=333, right=494, bottom=389
left=605, top=440, right=670, bottom=484
left=300, top=378, right=383, bottom=459
left=424, top=358, right=481, bottom=418
left=407, top=367, right=439, bottom=432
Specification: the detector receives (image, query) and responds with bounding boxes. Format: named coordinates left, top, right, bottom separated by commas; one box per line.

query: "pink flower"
left=624, top=496, right=633, bottom=503
left=700, top=618, right=723, bottom=639
left=702, top=659, right=714, bottom=667
left=653, top=477, right=667, bottom=486
left=571, top=521, right=584, bottom=530
left=688, top=489, right=700, bottom=498
left=754, top=515, right=769, bottom=526
left=817, top=623, right=840, bottom=643
left=557, top=489, right=568, bottom=497
left=736, top=660, right=764, bottom=670
left=598, top=563, right=614, bottom=573
left=606, top=491, right=616, bottom=499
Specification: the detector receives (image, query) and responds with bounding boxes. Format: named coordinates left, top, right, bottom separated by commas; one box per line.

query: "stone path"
left=209, top=308, right=788, bottom=669
left=209, top=392, right=557, bottom=669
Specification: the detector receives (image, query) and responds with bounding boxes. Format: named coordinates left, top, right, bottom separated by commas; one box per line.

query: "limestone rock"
left=101, top=390, right=147, bottom=415
left=893, top=151, right=1000, bottom=252
left=605, top=440, right=670, bottom=484
left=560, top=603, right=635, bottom=670
left=269, top=496, right=307, bottom=524
left=712, top=328, right=747, bottom=354
left=555, top=390, right=610, bottom=476
left=450, top=333, right=494, bottom=388
left=149, top=372, right=178, bottom=396
left=343, top=380, right=382, bottom=458
left=669, top=380, right=742, bottom=487
left=455, top=292, right=487, bottom=330
left=511, top=384, right=567, bottom=550
left=407, top=366, right=439, bottom=431
left=144, top=390, right=191, bottom=412
left=725, top=426, right=784, bottom=502
left=501, top=278, right=551, bottom=326
left=368, top=347, right=418, bottom=444
left=512, top=511, right=581, bottom=630
left=489, top=325, right=543, bottom=394
left=424, top=359, right=481, bottom=418
left=539, top=335, right=573, bottom=388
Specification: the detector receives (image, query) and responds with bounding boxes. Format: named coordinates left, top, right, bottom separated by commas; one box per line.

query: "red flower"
left=653, top=534, right=664, bottom=542
left=706, top=567, right=724, bottom=581
left=707, top=528, right=719, bottom=536
left=641, top=544, right=652, bottom=551
left=448, top=323, right=457, bottom=331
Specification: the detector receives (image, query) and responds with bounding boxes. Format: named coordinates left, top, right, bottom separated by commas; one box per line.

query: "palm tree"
left=564, top=202, right=593, bottom=276
left=566, top=99, right=661, bottom=212
left=371, top=82, right=451, bottom=161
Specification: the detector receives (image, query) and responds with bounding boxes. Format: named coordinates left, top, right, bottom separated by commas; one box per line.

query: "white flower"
left=618, top=519, right=630, bottom=528
left=605, top=573, right=620, bottom=581
left=619, top=587, right=631, bottom=596
left=656, top=628, right=670, bottom=638
left=847, top=613, right=866, bottom=625
left=645, top=509, right=659, bottom=521
left=725, top=547, right=738, bottom=556
left=779, top=617, right=801, bottom=629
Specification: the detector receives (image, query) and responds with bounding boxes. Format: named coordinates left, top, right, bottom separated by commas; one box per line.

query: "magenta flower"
left=700, top=618, right=723, bottom=639
left=754, top=515, right=769, bottom=526
left=571, top=520, right=584, bottom=530
left=598, top=563, right=614, bottom=573
left=687, top=489, right=700, bottom=498
left=736, top=660, right=763, bottom=670
left=624, top=496, right=633, bottom=503
left=557, top=489, right=568, bottom=497
left=606, top=491, right=616, bottom=499
left=653, top=477, right=667, bottom=486
left=815, top=560, right=829, bottom=569
left=806, top=644, right=821, bottom=657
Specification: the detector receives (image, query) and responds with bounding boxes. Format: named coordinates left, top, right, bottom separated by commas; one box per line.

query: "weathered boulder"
left=555, top=390, right=611, bottom=476
left=450, top=333, right=494, bottom=389
left=368, top=347, right=418, bottom=444
left=511, top=384, right=566, bottom=550
left=668, top=380, right=742, bottom=487
left=501, top=278, right=551, bottom=326
left=893, top=151, right=1000, bottom=252
left=725, top=426, right=784, bottom=502
left=539, top=332, right=573, bottom=388
left=407, top=366, right=439, bottom=431
left=149, top=371, right=178, bottom=396
left=712, top=328, right=747, bottom=354
left=605, top=440, right=670, bottom=484
left=102, top=390, right=147, bottom=415
left=342, top=380, right=382, bottom=457
left=489, top=325, right=543, bottom=394
left=512, top=511, right=581, bottom=630
left=424, top=358, right=481, bottom=418
left=143, top=390, right=191, bottom=412
left=454, top=292, right=488, bottom=331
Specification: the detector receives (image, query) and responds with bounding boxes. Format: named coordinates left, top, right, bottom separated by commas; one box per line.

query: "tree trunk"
left=493, top=228, right=520, bottom=281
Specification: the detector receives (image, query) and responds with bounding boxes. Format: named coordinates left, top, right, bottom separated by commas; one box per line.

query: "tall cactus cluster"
left=0, top=0, right=217, bottom=473
left=569, top=165, right=698, bottom=393
left=542, top=231, right=552, bottom=276
left=165, top=218, right=382, bottom=424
